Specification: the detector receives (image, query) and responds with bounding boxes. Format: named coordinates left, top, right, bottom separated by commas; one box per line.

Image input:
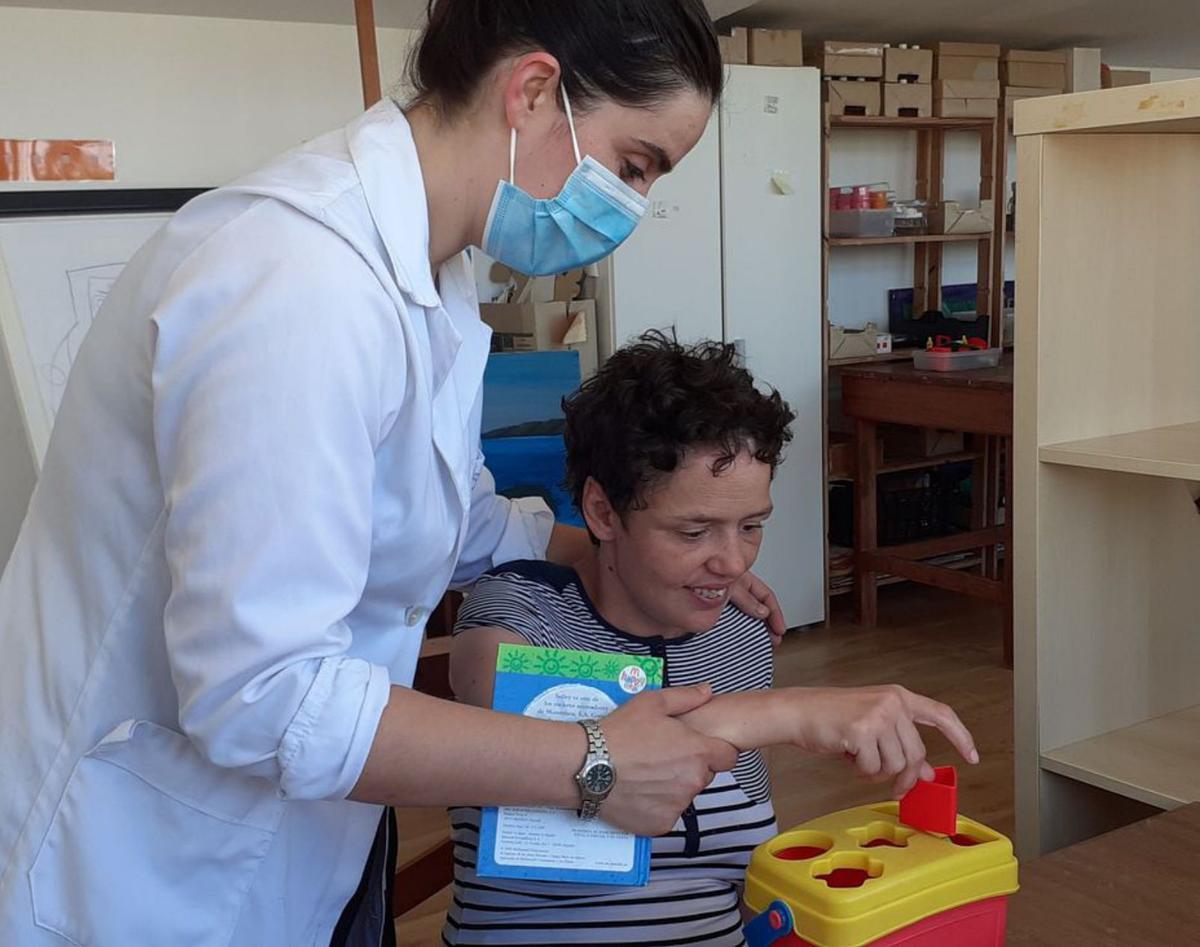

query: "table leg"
left=971, top=435, right=997, bottom=578
left=1002, top=435, right=1014, bottom=669
left=854, top=419, right=879, bottom=627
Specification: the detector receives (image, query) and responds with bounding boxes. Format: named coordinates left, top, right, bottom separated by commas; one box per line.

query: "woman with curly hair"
left=445, top=333, right=979, bottom=945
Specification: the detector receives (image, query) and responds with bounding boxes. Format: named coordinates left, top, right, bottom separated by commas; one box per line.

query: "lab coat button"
left=406, top=607, right=428, bottom=627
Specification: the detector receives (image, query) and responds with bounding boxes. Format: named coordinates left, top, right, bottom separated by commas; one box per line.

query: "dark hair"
left=408, top=0, right=723, bottom=117
left=562, top=331, right=795, bottom=519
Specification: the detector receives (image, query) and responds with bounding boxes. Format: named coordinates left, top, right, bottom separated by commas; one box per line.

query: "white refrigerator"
left=597, top=65, right=825, bottom=628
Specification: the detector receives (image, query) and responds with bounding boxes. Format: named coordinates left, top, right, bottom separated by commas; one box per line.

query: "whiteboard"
left=0, top=213, right=168, bottom=466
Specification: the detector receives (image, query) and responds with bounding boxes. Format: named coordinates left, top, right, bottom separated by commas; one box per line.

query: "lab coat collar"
left=347, top=100, right=441, bottom=309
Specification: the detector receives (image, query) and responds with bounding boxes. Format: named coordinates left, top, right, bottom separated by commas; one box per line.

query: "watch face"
left=583, top=761, right=615, bottom=795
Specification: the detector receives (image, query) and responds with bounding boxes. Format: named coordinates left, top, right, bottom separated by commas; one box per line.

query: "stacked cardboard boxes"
left=480, top=268, right=599, bottom=379
left=883, top=45, right=933, bottom=117
left=748, top=29, right=804, bottom=66
left=1002, top=49, right=1067, bottom=92
left=821, top=40, right=885, bottom=116
left=718, top=27, right=748, bottom=65
left=934, top=42, right=1001, bottom=117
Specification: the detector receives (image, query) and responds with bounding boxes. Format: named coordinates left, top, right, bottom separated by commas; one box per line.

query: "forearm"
left=350, top=685, right=583, bottom=808
left=545, top=523, right=593, bottom=567
left=678, top=689, right=800, bottom=753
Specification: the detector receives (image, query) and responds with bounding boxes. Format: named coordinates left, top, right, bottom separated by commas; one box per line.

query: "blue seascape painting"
left=481, top=352, right=584, bottom=528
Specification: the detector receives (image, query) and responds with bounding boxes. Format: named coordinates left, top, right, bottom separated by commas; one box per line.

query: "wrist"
left=779, top=687, right=815, bottom=747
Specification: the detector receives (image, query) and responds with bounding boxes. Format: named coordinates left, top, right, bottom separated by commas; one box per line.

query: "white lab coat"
left=0, top=100, right=553, bottom=945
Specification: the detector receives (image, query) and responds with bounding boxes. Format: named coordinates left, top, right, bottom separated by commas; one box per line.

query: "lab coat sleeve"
left=450, top=453, right=554, bottom=587
left=151, top=205, right=399, bottom=801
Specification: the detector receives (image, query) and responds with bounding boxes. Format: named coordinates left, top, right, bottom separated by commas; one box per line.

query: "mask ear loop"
left=509, top=127, right=518, bottom=184
left=561, top=86, right=583, bottom=165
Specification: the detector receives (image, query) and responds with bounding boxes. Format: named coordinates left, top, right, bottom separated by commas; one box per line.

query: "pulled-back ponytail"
left=407, top=0, right=723, bottom=116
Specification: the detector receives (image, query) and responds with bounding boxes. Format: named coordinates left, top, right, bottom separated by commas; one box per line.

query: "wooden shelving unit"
left=822, top=109, right=1007, bottom=609
left=1013, top=78, right=1200, bottom=859
left=1039, top=422, right=1200, bottom=481
left=822, top=112, right=1004, bottom=340
left=1040, top=705, right=1200, bottom=811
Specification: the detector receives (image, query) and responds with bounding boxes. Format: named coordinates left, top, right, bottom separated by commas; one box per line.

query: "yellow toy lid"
left=744, top=802, right=1019, bottom=947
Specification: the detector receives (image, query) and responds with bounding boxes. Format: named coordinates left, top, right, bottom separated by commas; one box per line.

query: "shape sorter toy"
left=744, top=768, right=1018, bottom=946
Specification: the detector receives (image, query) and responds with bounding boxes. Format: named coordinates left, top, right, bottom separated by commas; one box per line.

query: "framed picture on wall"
left=0, top=188, right=205, bottom=467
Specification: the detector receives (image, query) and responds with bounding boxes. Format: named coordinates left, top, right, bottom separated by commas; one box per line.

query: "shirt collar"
left=346, top=99, right=441, bottom=309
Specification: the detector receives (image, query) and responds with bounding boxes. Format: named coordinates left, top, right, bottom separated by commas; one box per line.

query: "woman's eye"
left=743, top=523, right=765, bottom=534
left=679, top=529, right=707, bottom=541
left=621, top=160, right=646, bottom=183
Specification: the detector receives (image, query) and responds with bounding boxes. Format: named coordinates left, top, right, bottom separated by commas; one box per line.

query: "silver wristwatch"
left=574, top=719, right=616, bottom=820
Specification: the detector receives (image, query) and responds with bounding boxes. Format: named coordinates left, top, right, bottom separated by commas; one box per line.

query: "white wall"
left=0, top=7, right=417, bottom=189
left=0, top=7, right=417, bottom=563
left=827, top=130, right=1016, bottom=330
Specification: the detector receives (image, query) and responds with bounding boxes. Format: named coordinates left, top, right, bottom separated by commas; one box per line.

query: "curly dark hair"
left=562, top=331, right=795, bottom=519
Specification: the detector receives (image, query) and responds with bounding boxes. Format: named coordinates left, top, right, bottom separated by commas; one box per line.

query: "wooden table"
left=840, top=356, right=1013, bottom=665
left=1007, top=804, right=1200, bottom=944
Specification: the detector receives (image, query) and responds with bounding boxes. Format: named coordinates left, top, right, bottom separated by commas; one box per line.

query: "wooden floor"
left=394, top=585, right=1014, bottom=945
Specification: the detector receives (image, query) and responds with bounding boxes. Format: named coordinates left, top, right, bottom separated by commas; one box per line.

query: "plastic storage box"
left=829, top=208, right=896, bottom=238
left=743, top=801, right=1018, bottom=946
left=912, top=348, right=1002, bottom=372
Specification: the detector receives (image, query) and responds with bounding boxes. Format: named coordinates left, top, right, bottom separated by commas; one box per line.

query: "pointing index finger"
left=909, top=694, right=979, bottom=764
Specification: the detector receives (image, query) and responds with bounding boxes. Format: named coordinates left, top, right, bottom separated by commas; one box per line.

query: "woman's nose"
left=707, top=536, right=748, bottom=578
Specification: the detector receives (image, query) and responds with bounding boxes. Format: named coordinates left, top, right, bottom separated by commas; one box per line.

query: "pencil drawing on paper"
left=44, top=262, right=123, bottom=415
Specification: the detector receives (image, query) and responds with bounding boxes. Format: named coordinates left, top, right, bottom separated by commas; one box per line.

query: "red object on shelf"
left=899, top=766, right=959, bottom=835
left=775, top=896, right=1009, bottom=946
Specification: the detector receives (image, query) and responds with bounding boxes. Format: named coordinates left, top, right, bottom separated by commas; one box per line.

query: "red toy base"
left=776, top=896, right=1009, bottom=946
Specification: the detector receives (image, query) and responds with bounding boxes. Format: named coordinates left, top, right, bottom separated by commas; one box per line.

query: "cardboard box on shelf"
left=935, top=55, right=999, bottom=81
left=1105, top=68, right=1152, bottom=88
left=718, top=27, right=748, bottom=65
left=936, top=41, right=1002, bottom=58
left=825, top=40, right=886, bottom=54
left=1002, top=58, right=1066, bottom=90
left=935, top=98, right=999, bottom=118
left=481, top=300, right=598, bottom=379
left=884, top=82, right=933, bottom=118
left=820, top=39, right=885, bottom=78
left=826, top=79, right=881, bottom=117
left=884, top=47, right=933, bottom=83
left=748, top=28, right=804, bottom=66
left=933, top=78, right=1001, bottom=99
left=928, top=199, right=994, bottom=235
left=1002, top=48, right=1068, bottom=64
left=1061, top=47, right=1102, bottom=92
left=829, top=322, right=881, bottom=361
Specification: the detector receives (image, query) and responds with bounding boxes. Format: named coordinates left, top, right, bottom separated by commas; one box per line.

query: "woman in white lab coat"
left=0, top=2, right=790, bottom=945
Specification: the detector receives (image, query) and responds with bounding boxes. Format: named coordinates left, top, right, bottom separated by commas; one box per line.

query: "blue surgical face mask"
left=483, top=88, right=649, bottom=276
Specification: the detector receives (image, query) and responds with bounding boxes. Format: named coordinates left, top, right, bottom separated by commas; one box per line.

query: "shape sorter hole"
left=850, top=821, right=914, bottom=849
left=813, top=854, right=884, bottom=889
left=770, top=831, right=834, bottom=862
left=950, top=833, right=984, bottom=847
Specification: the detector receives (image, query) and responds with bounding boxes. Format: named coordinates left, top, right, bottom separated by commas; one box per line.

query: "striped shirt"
left=443, top=560, right=776, bottom=946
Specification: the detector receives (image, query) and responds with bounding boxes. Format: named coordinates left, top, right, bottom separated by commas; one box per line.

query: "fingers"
left=701, top=736, right=740, bottom=774
left=909, top=694, right=979, bottom=764
left=892, top=718, right=930, bottom=797
left=652, top=683, right=715, bottom=717
left=847, top=736, right=881, bottom=779
left=878, top=731, right=907, bottom=778
left=760, top=586, right=787, bottom=639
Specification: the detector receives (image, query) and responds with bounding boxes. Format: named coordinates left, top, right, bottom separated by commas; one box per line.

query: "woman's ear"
left=581, top=477, right=621, bottom=543
left=501, top=51, right=562, bottom=135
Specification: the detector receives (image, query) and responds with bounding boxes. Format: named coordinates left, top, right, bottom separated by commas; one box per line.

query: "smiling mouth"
left=688, top=586, right=728, bottom=602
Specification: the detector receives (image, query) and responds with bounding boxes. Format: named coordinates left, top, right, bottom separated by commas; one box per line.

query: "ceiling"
left=0, top=0, right=1196, bottom=68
